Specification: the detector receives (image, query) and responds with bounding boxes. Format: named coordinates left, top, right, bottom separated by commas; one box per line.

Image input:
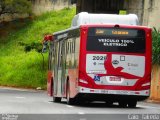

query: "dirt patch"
left=0, top=18, right=33, bottom=38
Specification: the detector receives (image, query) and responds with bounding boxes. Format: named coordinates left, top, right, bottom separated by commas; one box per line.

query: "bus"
left=43, top=12, right=152, bottom=108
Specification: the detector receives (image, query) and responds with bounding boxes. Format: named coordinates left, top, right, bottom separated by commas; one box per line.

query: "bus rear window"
left=87, top=27, right=145, bottom=53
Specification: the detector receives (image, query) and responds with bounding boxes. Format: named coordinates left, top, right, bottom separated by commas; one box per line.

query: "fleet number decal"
left=86, top=54, right=107, bottom=74
left=92, top=56, right=106, bottom=60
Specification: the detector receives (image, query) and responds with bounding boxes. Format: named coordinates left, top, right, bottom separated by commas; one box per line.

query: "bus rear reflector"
left=81, top=88, right=84, bottom=91
left=146, top=91, right=149, bottom=94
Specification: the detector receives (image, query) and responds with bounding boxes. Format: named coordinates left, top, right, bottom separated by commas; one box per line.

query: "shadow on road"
left=48, top=100, right=144, bottom=109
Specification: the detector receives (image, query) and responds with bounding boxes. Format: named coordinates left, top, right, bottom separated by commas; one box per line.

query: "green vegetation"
left=152, top=27, right=160, bottom=65
left=0, top=7, right=76, bottom=89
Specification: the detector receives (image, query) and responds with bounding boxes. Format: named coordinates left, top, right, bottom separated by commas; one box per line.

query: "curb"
left=0, top=86, right=45, bottom=92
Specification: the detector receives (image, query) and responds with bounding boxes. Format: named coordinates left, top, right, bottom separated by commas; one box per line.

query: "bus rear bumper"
left=78, top=86, right=150, bottom=97
left=77, top=87, right=149, bottom=101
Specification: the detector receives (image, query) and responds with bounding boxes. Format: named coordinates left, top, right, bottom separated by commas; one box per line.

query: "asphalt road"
left=0, top=87, right=160, bottom=120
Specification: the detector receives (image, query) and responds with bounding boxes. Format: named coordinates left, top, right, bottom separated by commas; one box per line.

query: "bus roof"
left=71, top=12, right=139, bottom=27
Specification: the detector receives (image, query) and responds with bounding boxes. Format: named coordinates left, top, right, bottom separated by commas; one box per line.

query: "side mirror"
left=42, top=41, right=48, bottom=53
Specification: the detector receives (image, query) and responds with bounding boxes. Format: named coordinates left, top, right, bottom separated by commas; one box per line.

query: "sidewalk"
left=145, top=99, right=160, bottom=104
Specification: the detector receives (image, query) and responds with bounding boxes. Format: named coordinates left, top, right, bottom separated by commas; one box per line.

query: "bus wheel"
left=118, top=101, right=127, bottom=108
left=128, top=100, right=137, bottom=108
left=105, top=101, right=113, bottom=107
left=53, top=96, right=61, bottom=103
left=66, top=84, right=75, bottom=105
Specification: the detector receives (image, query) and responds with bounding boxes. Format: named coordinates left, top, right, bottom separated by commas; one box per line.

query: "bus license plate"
left=110, top=76, right=121, bottom=81
left=106, top=76, right=123, bottom=83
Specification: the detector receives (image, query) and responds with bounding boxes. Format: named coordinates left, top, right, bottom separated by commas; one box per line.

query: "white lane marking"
left=79, top=118, right=87, bottom=120
left=138, top=105, right=160, bottom=110
left=15, top=96, right=25, bottom=99
left=47, top=101, right=53, bottom=104
left=78, top=112, right=85, bottom=114
left=66, top=105, right=74, bottom=108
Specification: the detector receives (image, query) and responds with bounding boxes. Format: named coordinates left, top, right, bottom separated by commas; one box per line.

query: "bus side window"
left=65, top=37, right=77, bottom=69
left=71, top=39, right=73, bottom=68
left=66, top=38, right=72, bottom=68
left=55, top=42, right=59, bottom=69
left=51, top=45, right=55, bottom=71
left=48, top=51, right=52, bottom=70
left=75, top=37, right=80, bottom=68
left=58, top=42, right=62, bottom=68
left=66, top=40, right=70, bottom=69
left=72, top=38, right=76, bottom=68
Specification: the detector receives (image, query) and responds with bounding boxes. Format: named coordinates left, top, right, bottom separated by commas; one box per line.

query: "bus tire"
left=128, top=100, right=137, bottom=108
left=53, top=96, right=61, bottom=103
left=66, top=83, right=75, bottom=105
left=118, top=101, right=127, bottom=108
left=105, top=100, right=113, bottom=107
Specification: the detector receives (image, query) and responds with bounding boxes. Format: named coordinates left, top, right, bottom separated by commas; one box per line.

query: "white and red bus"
left=43, top=13, right=152, bottom=107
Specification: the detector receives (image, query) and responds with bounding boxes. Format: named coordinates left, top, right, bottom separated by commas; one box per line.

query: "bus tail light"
left=79, top=79, right=88, bottom=84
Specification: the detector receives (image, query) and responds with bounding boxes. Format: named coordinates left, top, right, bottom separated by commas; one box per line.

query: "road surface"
left=0, top=87, right=160, bottom=120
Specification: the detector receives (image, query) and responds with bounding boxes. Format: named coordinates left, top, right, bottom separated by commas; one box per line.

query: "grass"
left=0, top=7, right=76, bottom=89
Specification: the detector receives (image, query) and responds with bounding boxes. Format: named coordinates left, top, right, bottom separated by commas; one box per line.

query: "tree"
left=0, top=0, right=32, bottom=16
